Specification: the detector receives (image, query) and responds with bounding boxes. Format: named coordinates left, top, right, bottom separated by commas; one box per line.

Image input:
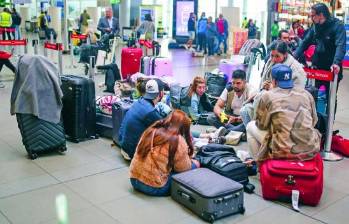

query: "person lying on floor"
left=240, top=40, right=307, bottom=127
left=246, top=64, right=320, bottom=162
left=179, top=76, right=213, bottom=124
left=207, top=69, right=256, bottom=133
left=119, top=79, right=170, bottom=161
left=129, top=110, right=200, bottom=196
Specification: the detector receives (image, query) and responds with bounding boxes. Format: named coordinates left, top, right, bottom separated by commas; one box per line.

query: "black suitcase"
left=195, top=146, right=253, bottom=192
left=96, top=112, right=113, bottom=139
left=96, top=63, right=121, bottom=93
left=112, top=99, right=133, bottom=145
left=205, top=72, right=227, bottom=97
left=61, top=75, right=97, bottom=142
left=171, top=168, right=245, bottom=222
left=16, top=114, right=67, bottom=160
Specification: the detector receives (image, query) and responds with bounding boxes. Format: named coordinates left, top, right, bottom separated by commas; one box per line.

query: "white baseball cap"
left=144, top=79, right=162, bottom=100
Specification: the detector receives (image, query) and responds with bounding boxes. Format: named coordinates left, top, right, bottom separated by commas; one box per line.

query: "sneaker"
left=211, top=126, right=228, bottom=139
left=209, top=137, right=225, bottom=144
left=206, top=127, right=217, bottom=134
left=0, top=82, right=5, bottom=88
left=120, top=149, right=131, bottom=161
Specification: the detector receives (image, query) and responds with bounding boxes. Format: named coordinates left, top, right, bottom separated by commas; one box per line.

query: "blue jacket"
left=97, top=16, right=120, bottom=36
left=119, top=98, right=162, bottom=158
left=206, top=22, right=217, bottom=39
left=197, top=18, right=207, bottom=34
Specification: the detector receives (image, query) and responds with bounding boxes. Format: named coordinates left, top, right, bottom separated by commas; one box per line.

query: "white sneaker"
left=211, top=126, right=228, bottom=139
left=120, top=149, right=131, bottom=161
left=206, top=127, right=217, bottom=134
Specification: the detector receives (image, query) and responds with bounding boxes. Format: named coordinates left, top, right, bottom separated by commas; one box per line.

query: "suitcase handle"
left=177, top=190, right=196, bottom=204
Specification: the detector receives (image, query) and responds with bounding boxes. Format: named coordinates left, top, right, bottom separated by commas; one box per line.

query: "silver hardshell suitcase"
left=171, top=168, right=245, bottom=223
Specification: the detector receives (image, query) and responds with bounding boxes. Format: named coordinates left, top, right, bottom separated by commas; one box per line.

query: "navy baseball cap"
left=271, top=64, right=294, bottom=89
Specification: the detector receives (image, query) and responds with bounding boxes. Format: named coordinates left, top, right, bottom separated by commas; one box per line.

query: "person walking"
left=137, top=14, right=155, bottom=41
left=79, top=9, right=90, bottom=33
left=0, top=50, right=16, bottom=88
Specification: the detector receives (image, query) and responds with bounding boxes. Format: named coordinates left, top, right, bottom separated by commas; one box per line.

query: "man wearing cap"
left=246, top=64, right=321, bottom=161
left=119, top=79, right=166, bottom=160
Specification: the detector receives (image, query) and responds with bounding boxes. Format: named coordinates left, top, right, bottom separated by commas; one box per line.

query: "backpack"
left=170, top=85, right=191, bottom=109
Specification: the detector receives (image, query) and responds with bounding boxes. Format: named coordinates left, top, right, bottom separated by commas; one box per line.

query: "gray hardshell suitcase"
left=171, top=168, right=245, bottom=223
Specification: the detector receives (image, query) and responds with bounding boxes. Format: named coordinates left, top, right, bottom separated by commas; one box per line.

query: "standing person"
left=11, top=8, right=21, bottom=40
left=247, top=19, right=257, bottom=39
left=0, top=8, right=13, bottom=40
left=79, top=9, right=90, bottom=33
left=216, top=14, right=229, bottom=55
left=186, top=12, right=196, bottom=50
left=206, top=16, right=217, bottom=56
left=0, top=50, right=16, bottom=88
left=197, top=12, right=207, bottom=54
left=289, top=21, right=299, bottom=39
left=129, top=110, right=200, bottom=196
left=294, top=3, right=346, bottom=115
left=97, top=7, right=120, bottom=36
left=271, top=21, right=279, bottom=41
left=242, top=17, right=248, bottom=29
left=137, top=14, right=155, bottom=40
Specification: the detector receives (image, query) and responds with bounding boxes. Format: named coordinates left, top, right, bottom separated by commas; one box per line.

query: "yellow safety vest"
left=0, top=12, right=12, bottom=27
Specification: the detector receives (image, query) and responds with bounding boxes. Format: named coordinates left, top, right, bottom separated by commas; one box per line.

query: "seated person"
left=246, top=64, right=320, bottom=161
left=119, top=79, right=166, bottom=160
left=180, top=76, right=213, bottom=122
left=240, top=40, right=307, bottom=127
left=207, top=70, right=256, bottom=133
left=129, top=110, right=200, bottom=196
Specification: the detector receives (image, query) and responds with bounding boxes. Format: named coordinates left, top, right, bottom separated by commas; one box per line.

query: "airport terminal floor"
left=0, top=39, right=349, bottom=224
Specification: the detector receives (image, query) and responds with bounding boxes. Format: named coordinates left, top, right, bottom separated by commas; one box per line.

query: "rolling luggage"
left=150, top=57, right=173, bottom=77
left=219, top=59, right=247, bottom=83
left=121, top=47, right=143, bottom=79
left=96, top=112, right=113, bottom=139
left=97, top=63, right=121, bottom=93
left=171, top=168, right=245, bottom=222
left=112, top=99, right=134, bottom=145
left=141, top=56, right=152, bottom=75
left=61, top=75, right=97, bottom=143
left=260, top=153, right=323, bottom=206
left=16, top=114, right=67, bottom=160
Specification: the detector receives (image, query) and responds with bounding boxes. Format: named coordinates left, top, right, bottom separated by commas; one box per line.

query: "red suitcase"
left=260, top=153, right=323, bottom=206
left=121, top=47, right=143, bottom=79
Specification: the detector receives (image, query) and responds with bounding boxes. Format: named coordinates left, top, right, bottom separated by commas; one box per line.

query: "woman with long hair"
left=129, top=110, right=200, bottom=196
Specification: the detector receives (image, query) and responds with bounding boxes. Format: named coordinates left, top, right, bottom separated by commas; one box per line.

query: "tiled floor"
left=0, top=38, right=348, bottom=224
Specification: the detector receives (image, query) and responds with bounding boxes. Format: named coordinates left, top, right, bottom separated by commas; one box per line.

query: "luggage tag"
left=292, top=190, right=300, bottom=212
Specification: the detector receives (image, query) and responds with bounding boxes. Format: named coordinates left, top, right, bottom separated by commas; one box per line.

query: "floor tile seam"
left=0, top=167, right=126, bottom=200
left=251, top=192, right=328, bottom=224
left=0, top=209, right=13, bottom=224
left=309, top=193, right=349, bottom=217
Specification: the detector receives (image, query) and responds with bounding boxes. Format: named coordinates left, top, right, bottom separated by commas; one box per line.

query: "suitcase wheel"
left=208, top=215, right=215, bottom=223
left=58, top=146, right=67, bottom=154
left=239, top=205, right=245, bottom=214
left=29, top=152, right=38, bottom=160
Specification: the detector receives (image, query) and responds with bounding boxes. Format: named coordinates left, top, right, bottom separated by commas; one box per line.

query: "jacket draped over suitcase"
left=10, top=55, right=63, bottom=124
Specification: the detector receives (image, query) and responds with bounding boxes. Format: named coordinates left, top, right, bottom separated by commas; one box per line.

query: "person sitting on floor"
left=246, top=64, right=320, bottom=161
left=240, top=40, right=307, bottom=127
left=119, top=79, right=167, bottom=160
left=129, top=110, right=200, bottom=196
left=180, top=76, right=213, bottom=124
left=207, top=69, right=256, bottom=133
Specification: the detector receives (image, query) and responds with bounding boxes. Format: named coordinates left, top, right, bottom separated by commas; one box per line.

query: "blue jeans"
left=217, top=33, right=227, bottom=54
left=207, top=37, right=215, bottom=56
left=130, top=162, right=197, bottom=197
